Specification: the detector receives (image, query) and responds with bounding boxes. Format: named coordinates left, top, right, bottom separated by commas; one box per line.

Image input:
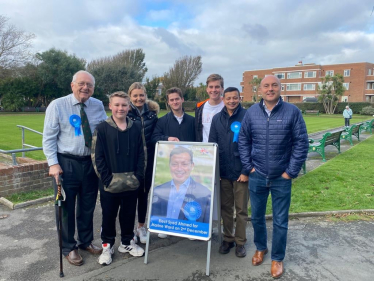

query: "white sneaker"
left=118, top=239, right=145, bottom=257
left=136, top=226, right=147, bottom=244
left=158, top=233, right=168, bottom=239
left=98, top=243, right=114, bottom=265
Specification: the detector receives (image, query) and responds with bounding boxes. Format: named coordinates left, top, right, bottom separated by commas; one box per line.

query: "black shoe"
left=235, top=245, right=246, bottom=258
left=219, top=241, right=235, bottom=254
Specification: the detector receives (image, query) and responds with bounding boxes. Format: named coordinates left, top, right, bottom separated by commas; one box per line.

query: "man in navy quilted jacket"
left=238, top=75, right=308, bottom=279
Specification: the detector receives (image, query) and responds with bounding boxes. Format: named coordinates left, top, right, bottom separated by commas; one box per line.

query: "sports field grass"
left=0, top=111, right=372, bottom=160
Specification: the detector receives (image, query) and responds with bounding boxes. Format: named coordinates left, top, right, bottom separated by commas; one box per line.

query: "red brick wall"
left=0, top=161, right=51, bottom=197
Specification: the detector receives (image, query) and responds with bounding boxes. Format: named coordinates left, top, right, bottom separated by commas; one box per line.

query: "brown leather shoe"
left=252, top=249, right=268, bottom=266
left=271, top=261, right=284, bottom=279
left=81, top=243, right=103, bottom=255
left=65, top=249, right=83, bottom=266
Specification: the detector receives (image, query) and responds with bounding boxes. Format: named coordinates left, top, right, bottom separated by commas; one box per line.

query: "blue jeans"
left=249, top=171, right=292, bottom=261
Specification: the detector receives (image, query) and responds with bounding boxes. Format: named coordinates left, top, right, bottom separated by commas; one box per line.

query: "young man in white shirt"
left=195, top=74, right=224, bottom=142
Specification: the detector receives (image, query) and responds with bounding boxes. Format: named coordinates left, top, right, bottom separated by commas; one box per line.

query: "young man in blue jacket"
left=238, top=75, right=309, bottom=278
left=209, top=87, right=249, bottom=258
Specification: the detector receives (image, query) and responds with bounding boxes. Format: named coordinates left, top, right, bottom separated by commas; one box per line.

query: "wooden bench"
left=308, top=130, right=343, bottom=162
left=340, top=124, right=361, bottom=146
left=304, top=110, right=320, bottom=115
left=359, top=119, right=374, bottom=135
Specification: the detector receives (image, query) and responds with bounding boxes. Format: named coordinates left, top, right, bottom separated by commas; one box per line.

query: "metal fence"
left=0, top=125, right=43, bottom=165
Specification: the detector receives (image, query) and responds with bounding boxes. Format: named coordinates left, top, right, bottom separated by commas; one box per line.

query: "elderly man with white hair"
left=343, top=105, right=353, bottom=127
left=43, top=70, right=107, bottom=266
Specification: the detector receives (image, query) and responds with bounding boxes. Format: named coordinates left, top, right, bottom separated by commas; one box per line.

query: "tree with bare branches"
left=87, top=49, right=147, bottom=96
left=162, top=55, right=202, bottom=95
left=0, top=15, right=35, bottom=69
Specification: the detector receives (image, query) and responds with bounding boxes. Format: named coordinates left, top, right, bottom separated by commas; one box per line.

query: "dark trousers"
left=220, top=179, right=249, bottom=246
left=345, top=118, right=350, bottom=126
left=100, top=189, right=138, bottom=246
left=137, top=164, right=153, bottom=224
left=54, top=153, right=99, bottom=256
left=249, top=171, right=292, bottom=262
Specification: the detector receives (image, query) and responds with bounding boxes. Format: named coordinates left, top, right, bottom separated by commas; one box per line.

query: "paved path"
left=0, top=128, right=373, bottom=281
left=1, top=202, right=373, bottom=281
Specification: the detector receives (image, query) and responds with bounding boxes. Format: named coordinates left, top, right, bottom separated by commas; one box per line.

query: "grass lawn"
left=253, top=134, right=374, bottom=215
left=0, top=111, right=372, bottom=160
left=4, top=187, right=54, bottom=204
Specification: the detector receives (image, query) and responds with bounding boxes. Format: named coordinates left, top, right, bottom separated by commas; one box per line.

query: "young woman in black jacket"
left=127, top=82, right=159, bottom=244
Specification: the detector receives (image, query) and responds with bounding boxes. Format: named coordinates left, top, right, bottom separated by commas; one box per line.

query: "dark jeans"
left=54, top=153, right=99, bottom=256
left=100, top=188, right=138, bottom=246
left=249, top=171, right=292, bottom=261
left=345, top=118, right=350, bottom=126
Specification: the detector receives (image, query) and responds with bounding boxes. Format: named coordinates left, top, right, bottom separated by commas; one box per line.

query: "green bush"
left=293, top=103, right=325, bottom=113
left=361, top=106, right=374, bottom=115
left=1, top=92, right=25, bottom=112
left=183, top=101, right=197, bottom=111
left=242, top=102, right=255, bottom=109
left=336, top=102, right=372, bottom=114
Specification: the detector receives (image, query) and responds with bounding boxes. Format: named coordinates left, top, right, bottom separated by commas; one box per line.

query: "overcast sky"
left=2, top=0, right=374, bottom=89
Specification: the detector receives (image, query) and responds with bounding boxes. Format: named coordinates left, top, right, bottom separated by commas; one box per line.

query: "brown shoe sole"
left=65, top=256, right=83, bottom=266
left=252, top=249, right=268, bottom=266
left=272, top=268, right=285, bottom=279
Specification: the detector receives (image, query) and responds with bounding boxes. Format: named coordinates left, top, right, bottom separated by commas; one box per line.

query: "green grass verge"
left=4, top=187, right=54, bottom=205
left=0, top=111, right=372, bottom=161
left=250, top=135, right=374, bottom=215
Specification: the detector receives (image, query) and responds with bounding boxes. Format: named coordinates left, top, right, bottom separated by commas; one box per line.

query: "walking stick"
left=57, top=178, right=64, bottom=278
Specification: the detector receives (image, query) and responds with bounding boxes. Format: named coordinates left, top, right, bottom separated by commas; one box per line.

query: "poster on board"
left=147, top=142, right=217, bottom=241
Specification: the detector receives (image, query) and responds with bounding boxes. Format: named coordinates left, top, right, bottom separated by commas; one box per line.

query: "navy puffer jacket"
left=238, top=98, right=309, bottom=179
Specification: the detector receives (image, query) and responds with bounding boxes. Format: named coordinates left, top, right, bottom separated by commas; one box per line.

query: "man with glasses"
left=43, top=70, right=107, bottom=266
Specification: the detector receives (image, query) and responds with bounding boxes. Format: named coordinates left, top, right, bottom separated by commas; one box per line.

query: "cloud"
left=1, top=0, right=374, bottom=89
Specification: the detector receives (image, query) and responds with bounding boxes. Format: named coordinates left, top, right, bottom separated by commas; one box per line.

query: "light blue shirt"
left=343, top=108, right=353, bottom=118
left=263, top=99, right=280, bottom=117
left=43, top=94, right=107, bottom=166
left=166, top=177, right=191, bottom=219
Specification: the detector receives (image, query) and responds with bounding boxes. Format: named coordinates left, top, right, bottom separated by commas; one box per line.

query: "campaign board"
left=147, top=142, right=217, bottom=241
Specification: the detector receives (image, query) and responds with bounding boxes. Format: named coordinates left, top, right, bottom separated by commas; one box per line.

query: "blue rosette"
left=230, top=121, right=241, bottom=142
left=184, top=201, right=202, bottom=221
left=69, top=114, right=82, bottom=136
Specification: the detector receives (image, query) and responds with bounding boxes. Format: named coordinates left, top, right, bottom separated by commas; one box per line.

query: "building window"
left=275, top=73, right=285, bottom=79
left=303, top=84, right=315, bottom=91
left=252, top=86, right=257, bottom=92
left=368, top=69, right=372, bottom=75
left=344, top=69, right=350, bottom=77
left=281, top=85, right=285, bottom=91
left=287, top=72, right=302, bottom=79
left=304, top=71, right=316, bottom=78
left=253, top=75, right=258, bottom=79
left=325, top=70, right=334, bottom=76
left=286, top=83, right=301, bottom=91
left=343, top=83, right=349, bottom=90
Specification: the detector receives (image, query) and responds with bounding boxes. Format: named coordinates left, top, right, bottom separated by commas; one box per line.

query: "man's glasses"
left=76, top=82, right=94, bottom=88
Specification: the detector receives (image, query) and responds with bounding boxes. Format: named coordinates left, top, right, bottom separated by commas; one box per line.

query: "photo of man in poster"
left=151, top=146, right=211, bottom=223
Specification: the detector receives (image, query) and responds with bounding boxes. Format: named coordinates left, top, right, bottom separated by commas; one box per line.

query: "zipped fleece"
left=238, top=98, right=309, bottom=179
left=209, top=104, right=246, bottom=181
left=151, top=111, right=195, bottom=143
left=91, top=116, right=145, bottom=192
